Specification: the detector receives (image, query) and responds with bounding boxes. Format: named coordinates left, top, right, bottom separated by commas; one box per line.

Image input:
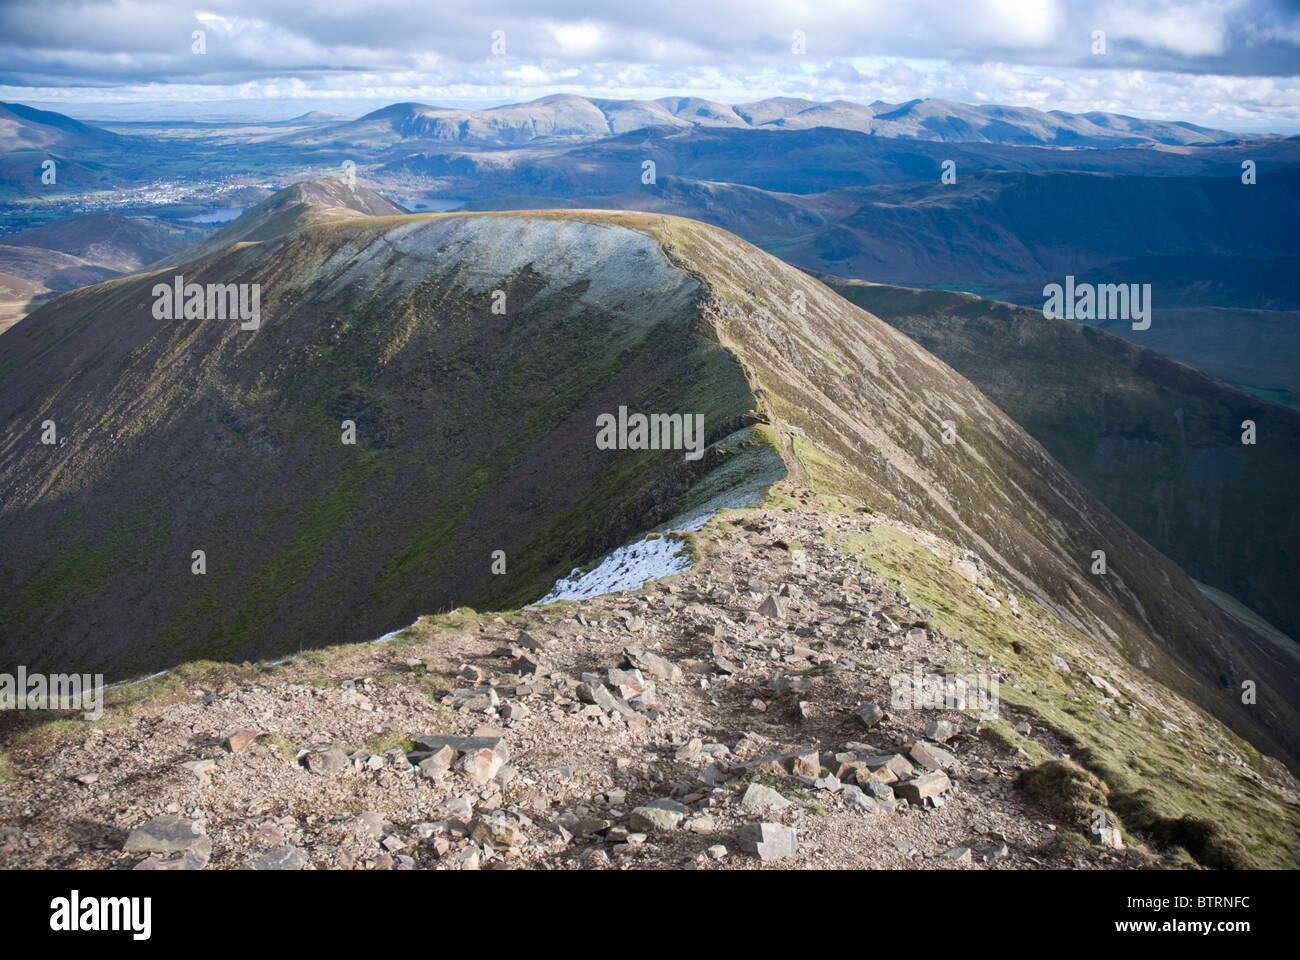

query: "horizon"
left=4, top=1, right=1300, bottom=135
left=10, top=93, right=1298, bottom=138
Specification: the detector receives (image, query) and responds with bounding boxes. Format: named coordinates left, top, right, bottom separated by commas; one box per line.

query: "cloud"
left=0, top=0, right=1296, bottom=130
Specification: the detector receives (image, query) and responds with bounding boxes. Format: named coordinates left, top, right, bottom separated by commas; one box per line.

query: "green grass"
left=837, top=523, right=1300, bottom=869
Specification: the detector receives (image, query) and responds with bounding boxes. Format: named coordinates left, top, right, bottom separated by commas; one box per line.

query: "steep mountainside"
left=818, top=277, right=1300, bottom=647
left=1, top=198, right=1296, bottom=782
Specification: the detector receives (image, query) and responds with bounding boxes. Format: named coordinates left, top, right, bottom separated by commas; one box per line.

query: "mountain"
left=286, top=95, right=1241, bottom=149
left=1, top=186, right=1296, bottom=787
left=0, top=213, right=198, bottom=332
left=0, top=101, right=123, bottom=152
left=818, top=277, right=1300, bottom=645
left=866, top=98, right=1234, bottom=146
left=152, top=178, right=408, bottom=267
left=4, top=212, right=196, bottom=272
left=3, top=497, right=1297, bottom=869
left=775, top=168, right=1300, bottom=305
left=1092, top=304, right=1300, bottom=407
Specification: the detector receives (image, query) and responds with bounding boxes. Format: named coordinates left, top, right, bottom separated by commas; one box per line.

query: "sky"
left=2, top=0, right=1299, bottom=132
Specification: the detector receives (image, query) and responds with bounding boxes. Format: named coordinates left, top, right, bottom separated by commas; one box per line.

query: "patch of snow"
left=372, top=618, right=420, bottom=644
left=538, top=532, right=694, bottom=604
left=103, top=669, right=169, bottom=692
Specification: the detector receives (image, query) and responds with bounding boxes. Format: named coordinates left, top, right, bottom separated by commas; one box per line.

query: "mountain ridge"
left=1, top=189, right=1296, bottom=781
left=282, top=94, right=1243, bottom=148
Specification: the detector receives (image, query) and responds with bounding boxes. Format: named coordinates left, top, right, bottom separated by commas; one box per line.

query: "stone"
left=856, top=703, right=884, bottom=728
left=180, top=759, right=216, bottom=781
left=909, top=741, right=958, bottom=772
left=860, top=754, right=915, bottom=780
left=982, top=842, right=1010, bottom=861
left=741, top=783, right=791, bottom=812
left=472, top=814, right=523, bottom=850
left=356, top=811, right=385, bottom=840
left=1094, top=824, right=1124, bottom=850
left=707, top=844, right=728, bottom=860
left=941, top=846, right=973, bottom=863
left=458, top=748, right=504, bottom=785
left=452, top=847, right=481, bottom=870
left=759, top=595, right=786, bottom=619
left=925, top=719, right=960, bottom=742
left=625, top=647, right=681, bottom=682
left=784, top=749, right=821, bottom=779
left=1087, top=673, right=1121, bottom=699
left=501, top=702, right=530, bottom=722
left=512, top=653, right=546, bottom=676
left=226, top=729, right=265, bottom=753
left=737, top=822, right=798, bottom=862
left=448, top=687, right=500, bottom=712
left=894, top=772, right=952, bottom=805
left=418, top=745, right=456, bottom=780
left=865, top=781, right=895, bottom=803
left=1051, top=654, right=1071, bottom=674
left=435, top=797, right=473, bottom=820
left=842, top=785, right=881, bottom=813
left=516, top=631, right=547, bottom=651
left=304, top=747, right=349, bottom=776
left=123, top=816, right=207, bottom=856
left=411, top=733, right=508, bottom=759
left=675, top=738, right=703, bottom=762
left=578, top=681, right=620, bottom=713
left=813, top=774, right=842, bottom=792
left=628, top=798, right=688, bottom=832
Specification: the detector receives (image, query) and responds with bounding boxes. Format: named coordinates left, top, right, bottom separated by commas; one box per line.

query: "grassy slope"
left=820, top=278, right=1300, bottom=649
left=838, top=521, right=1299, bottom=869
left=0, top=211, right=777, bottom=676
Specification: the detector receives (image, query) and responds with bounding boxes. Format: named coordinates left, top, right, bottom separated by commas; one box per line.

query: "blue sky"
left=3, top=0, right=1299, bottom=132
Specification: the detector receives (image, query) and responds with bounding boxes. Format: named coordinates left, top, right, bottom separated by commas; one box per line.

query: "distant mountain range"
left=282, top=94, right=1243, bottom=148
